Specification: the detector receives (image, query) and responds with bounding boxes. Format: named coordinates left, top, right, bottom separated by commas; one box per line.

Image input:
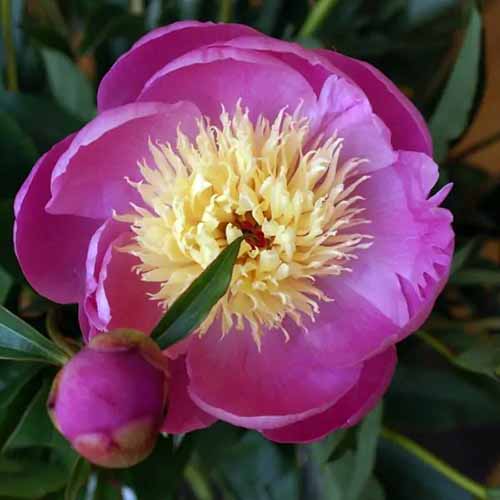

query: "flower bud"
left=48, top=329, right=168, bottom=468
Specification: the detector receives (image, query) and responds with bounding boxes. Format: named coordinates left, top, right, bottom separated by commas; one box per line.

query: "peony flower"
left=15, top=21, right=453, bottom=443
left=48, top=329, right=168, bottom=467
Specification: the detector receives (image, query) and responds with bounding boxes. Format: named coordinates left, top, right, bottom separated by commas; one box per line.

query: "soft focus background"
left=0, top=1, right=499, bottom=499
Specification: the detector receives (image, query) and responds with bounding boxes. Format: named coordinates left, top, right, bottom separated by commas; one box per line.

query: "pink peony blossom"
left=15, top=21, right=453, bottom=443
left=49, top=329, right=168, bottom=467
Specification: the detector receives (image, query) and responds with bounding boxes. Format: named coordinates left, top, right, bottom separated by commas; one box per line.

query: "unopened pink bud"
left=48, top=329, right=168, bottom=468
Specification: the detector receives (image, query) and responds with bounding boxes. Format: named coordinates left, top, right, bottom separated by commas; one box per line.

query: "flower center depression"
left=118, top=104, right=372, bottom=346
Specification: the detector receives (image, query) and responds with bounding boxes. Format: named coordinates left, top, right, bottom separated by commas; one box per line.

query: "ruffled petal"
left=162, top=354, right=217, bottom=434
left=186, top=324, right=362, bottom=430
left=47, top=101, right=201, bottom=219
left=137, top=46, right=317, bottom=123
left=340, top=151, right=453, bottom=331
left=86, top=231, right=163, bottom=336
left=313, top=75, right=397, bottom=173
left=263, top=346, right=396, bottom=443
left=315, top=50, right=432, bottom=155
left=98, top=22, right=258, bottom=111
left=14, top=135, right=102, bottom=303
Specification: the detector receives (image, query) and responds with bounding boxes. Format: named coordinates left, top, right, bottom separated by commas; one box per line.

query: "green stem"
left=1, top=0, right=18, bottom=91
left=129, top=0, right=144, bottom=15
left=219, top=0, right=233, bottom=23
left=298, top=0, right=340, bottom=38
left=184, top=464, right=213, bottom=500
left=381, top=428, right=487, bottom=499
left=417, top=330, right=456, bottom=363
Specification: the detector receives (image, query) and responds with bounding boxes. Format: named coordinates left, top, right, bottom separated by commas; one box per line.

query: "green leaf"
left=41, top=48, right=96, bottom=121
left=0, top=266, right=13, bottom=305
left=310, top=429, right=348, bottom=465
left=318, top=406, right=382, bottom=500
left=454, top=336, right=500, bottom=381
left=345, top=404, right=383, bottom=500
left=0, top=306, right=69, bottom=365
left=385, top=363, right=500, bottom=431
left=119, top=435, right=192, bottom=500
left=0, top=91, right=84, bottom=152
left=78, top=5, right=145, bottom=55
left=449, top=268, right=500, bottom=286
left=64, top=457, right=91, bottom=500
left=377, top=439, right=471, bottom=500
left=3, top=379, right=75, bottom=465
left=153, top=237, right=243, bottom=348
left=93, top=474, right=123, bottom=500
left=0, top=110, right=38, bottom=198
left=450, top=239, right=478, bottom=274
left=0, top=199, right=21, bottom=280
left=217, top=432, right=298, bottom=500
left=0, top=457, right=68, bottom=498
left=487, top=488, right=500, bottom=500
left=0, top=361, right=41, bottom=409
left=429, top=5, right=482, bottom=162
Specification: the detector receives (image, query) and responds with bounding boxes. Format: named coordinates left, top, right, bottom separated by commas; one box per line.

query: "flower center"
left=118, top=104, right=372, bottom=346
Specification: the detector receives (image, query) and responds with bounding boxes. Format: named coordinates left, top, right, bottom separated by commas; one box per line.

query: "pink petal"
left=263, top=346, right=396, bottom=443
left=82, top=218, right=129, bottom=334
left=340, top=151, right=453, bottom=330
left=98, top=22, right=258, bottom=111
left=14, top=135, right=102, bottom=303
left=87, top=232, right=163, bottom=336
left=316, top=50, right=432, bottom=155
left=314, top=75, right=397, bottom=173
left=162, top=355, right=217, bottom=434
left=186, top=324, right=362, bottom=430
left=137, top=46, right=317, bottom=123
left=47, top=101, right=201, bottom=219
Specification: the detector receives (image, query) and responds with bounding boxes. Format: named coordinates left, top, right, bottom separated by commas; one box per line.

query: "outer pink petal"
left=47, top=101, right=201, bottom=219
left=263, top=346, right=396, bottom=443
left=314, top=75, right=397, bottom=173
left=98, top=22, right=258, bottom=111
left=137, top=46, right=317, bottom=123
left=82, top=218, right=129, bottom=334
left=316, top=49, right=432, bottom=155
left=88, top=232, right=163, bottom=336
left=14, top=136, right=102, bottom=303
left=340, top=151, right=453, bottom=330
left=186, top=324, right=362, bottom=430
left=162, top=355, right=217, bottom=434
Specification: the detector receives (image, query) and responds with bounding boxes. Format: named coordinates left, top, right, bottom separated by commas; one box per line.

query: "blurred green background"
left=0, top=1, right=499, bottom=499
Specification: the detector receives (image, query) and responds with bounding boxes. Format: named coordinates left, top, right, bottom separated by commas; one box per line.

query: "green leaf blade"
left=429, top=5, right=482, bottom=162
left=153, top=237, right=243, bottom=349
left=0, top=306, right=69, bottom=365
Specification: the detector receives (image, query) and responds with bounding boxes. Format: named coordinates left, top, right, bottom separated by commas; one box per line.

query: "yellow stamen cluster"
left=118, top=104, right=372, bottom=345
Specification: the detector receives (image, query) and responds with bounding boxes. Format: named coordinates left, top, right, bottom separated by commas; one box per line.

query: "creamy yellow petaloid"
left=118, top=103, right=372, bottom=345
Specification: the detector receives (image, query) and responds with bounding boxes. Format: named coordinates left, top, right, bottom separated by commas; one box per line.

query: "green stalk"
left=417, top=330, right=456, bottom=363
left=219, top=0, right=233, bottom=23
left=1, top=0, right=18, bottom=91
left=299, top=0, right=340, bottom=38
left=382, top=428, right=487, bottom=499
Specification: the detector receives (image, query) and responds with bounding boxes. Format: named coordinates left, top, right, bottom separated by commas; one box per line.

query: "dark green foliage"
left=0, top=1, right=497, bottom=499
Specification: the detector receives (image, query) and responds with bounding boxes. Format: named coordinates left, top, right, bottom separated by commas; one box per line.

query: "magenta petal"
left=314, top=75, right=397, bottom=173
left=162, top=355, right=217, bottom=434
left=341, top=151, right=453, bottom=329
left=14, top=135, right=102, bottom=303
left=263, top=346, right=396, bottom=443
left=316, top=50, right=432, bottom=155
left=138, top=46, right=317, bottom=123
left=186, top=325, right=362, bottom=430
left=47, top=101, right=201, bottom=219
left=98, top=22, right=258, bottom=111
left=88, top=232, right=163, bottom=335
